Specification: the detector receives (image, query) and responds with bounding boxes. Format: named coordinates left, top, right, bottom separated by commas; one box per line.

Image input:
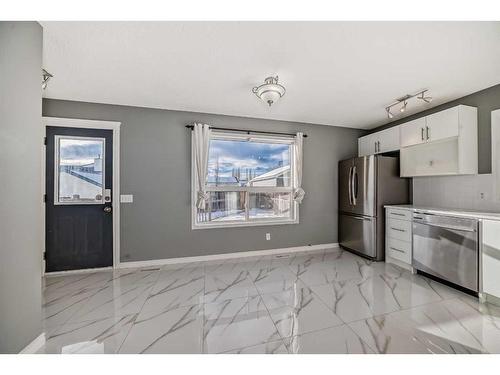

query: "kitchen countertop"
left=385, top=204, right=500, bottom=221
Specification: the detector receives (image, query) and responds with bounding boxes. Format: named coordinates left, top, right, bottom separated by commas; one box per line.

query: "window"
left=55, top=135, right=105, bottom=204
left=192, top=131, right=299, bottom=228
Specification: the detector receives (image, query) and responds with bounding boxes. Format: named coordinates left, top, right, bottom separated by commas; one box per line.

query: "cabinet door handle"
left=374, top=142, right=377, bottom=153
left=377, top=141, right=381, bottom=152
left=391, top=212, right=405, bottom=217
left=421, top=128, right=425, bottom=141
left=426, top=126, right=430, bottom=140
left=390, top=247, right=405, bottom=253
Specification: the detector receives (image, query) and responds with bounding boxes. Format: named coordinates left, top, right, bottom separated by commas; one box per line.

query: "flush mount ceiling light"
left=385, top=89, right=432, bottom=119
left=42, top=69, right=53, bottom=90
left=252, top=76, right=286, bottom=107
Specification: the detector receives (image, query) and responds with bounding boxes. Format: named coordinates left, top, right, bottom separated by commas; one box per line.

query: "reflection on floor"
left=39, top=247, right=500, bottom=354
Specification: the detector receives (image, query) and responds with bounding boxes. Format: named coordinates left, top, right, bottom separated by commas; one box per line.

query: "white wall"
left=0, top=22, right=43, bottom=353
left=412, top=174, right=500, bottom=212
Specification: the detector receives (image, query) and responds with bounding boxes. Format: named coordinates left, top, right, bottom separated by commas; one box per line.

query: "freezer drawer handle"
left=390, top=247, right=405, bottom=253
left=351, top=216, right=371, bottom=221
left=390, top=227, right=406, bottom=232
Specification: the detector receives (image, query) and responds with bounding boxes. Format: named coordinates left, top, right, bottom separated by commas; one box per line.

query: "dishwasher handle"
left=413, top=220, right=477, bottom=233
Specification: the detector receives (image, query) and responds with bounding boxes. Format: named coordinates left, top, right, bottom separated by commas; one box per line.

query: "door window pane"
left=207, top=138, right=291, bottom=187
left=248, top=192, right=292, bottom=220
left=56, top=136, right=105, bottom=204
left=197, top=191, right=246, bottom=223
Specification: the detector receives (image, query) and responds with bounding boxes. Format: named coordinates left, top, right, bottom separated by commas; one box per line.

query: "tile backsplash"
left=412, top=174, right=500, bottom=212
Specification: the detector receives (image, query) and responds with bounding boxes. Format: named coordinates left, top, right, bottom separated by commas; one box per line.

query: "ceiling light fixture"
left=385, top=89, right=432, bottom=119
left=42, top=69, right=53, bottom=90
left=252, top=76, right=286, bottom=107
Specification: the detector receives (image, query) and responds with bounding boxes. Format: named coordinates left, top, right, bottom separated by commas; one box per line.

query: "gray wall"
left=0, top=22, right=43, bottom=353
left=43, top=99, right=362, bottom=262
left=371, top=84, right=500, bottom=174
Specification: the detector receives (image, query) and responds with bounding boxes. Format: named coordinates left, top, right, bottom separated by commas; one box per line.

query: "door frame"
left=42, top=116, right=121, bottom=274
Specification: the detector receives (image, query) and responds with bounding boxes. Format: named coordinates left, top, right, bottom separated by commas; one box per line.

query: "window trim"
left=191, top=131, right=299, bottom=229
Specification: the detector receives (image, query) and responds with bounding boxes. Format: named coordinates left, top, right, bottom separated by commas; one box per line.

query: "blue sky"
left=208, top=139, right=290, bottom=181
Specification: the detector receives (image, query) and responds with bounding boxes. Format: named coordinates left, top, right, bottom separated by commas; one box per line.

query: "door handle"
left=352, top=166, right=357, bottom=205
left=103, top=206, right=112, bottom=213
left=348, top=166, right=353, bottom=205
left=374, top=142, right=377, bottom=153
left=426, top=126, right=430, bottom=140
left=421, top=128, right=425, bottom=141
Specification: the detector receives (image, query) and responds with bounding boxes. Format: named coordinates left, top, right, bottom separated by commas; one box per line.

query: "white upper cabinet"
left=377, top=127, right=400, bottom=153
left=358, top=126, right=400, bottom=156
left=425, top=106, right=459, bottom=142
left=400, top=117, right=427, bottom=148
left=358, top=133, right=377, bottom=156
left=400, top=105, right=477, bottom=177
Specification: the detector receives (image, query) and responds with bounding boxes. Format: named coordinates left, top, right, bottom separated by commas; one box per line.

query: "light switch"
left=120, top=194, right=134, bottom=203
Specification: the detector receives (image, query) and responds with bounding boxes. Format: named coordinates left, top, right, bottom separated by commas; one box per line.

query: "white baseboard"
left=118, top=243, right=339, bottom=269
left=19, top=333, right=46, bottom=354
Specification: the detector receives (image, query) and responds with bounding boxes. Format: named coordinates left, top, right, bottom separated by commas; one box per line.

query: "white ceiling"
left=41, top=21, right=500, bottom=129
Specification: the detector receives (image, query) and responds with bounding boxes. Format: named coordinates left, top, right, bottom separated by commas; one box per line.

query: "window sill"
left=192, top=217, right=299, bottom=230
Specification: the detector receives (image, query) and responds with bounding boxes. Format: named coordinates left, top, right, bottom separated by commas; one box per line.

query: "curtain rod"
left=185, top=124, right=308, bottom=138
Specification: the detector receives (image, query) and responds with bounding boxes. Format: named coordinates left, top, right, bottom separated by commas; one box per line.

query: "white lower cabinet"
left=385, top=208, right=412, bottom=269
left=482, top=220, right=500, bottom=300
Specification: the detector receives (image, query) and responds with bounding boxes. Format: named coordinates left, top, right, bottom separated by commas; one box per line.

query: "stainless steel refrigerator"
left=339, top=155, right=409, bottom=261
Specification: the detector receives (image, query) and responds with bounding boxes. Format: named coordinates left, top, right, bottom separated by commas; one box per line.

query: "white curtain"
left=293, top=132, right=305, bottom=203
left=193, top=123, right=211, bottom=209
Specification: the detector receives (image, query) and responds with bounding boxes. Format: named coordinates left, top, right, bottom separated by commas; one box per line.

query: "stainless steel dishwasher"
left=412, top=212, right=479, bottom=292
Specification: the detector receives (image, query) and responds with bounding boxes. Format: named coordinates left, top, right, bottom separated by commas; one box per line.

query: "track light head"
left=418, top=92, right=433, bottom=103
left=42, top=68, right=53, bottom=90
left=400, top=100, right=407, bottom=113
left=386, top=108, right=394, bottom=119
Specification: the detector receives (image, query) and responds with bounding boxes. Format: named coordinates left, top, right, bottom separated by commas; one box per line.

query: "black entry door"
left=45, top=126, right=113, bottom=272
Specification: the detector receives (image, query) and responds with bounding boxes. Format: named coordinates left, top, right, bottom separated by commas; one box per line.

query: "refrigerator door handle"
left=347, top=167, right=353, bottom=206
left=352, top=166, right=357, bottom=206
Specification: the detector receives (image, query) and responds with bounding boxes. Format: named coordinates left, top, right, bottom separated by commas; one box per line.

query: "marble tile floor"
left=37, top=247, right=500, bottom=354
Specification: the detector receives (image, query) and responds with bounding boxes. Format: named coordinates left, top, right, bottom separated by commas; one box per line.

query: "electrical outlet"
left=266, top=233, right=271, bottom=241
left=479, top=192, right=486, bottom=200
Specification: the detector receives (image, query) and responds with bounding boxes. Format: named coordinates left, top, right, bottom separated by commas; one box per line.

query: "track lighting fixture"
left=385, top=89, right=432, bottom=119
left=42, top=69, right=53, bottom=90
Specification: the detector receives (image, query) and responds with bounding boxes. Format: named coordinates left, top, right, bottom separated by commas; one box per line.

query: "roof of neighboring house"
left=248, top=165, right=290, bottom=184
